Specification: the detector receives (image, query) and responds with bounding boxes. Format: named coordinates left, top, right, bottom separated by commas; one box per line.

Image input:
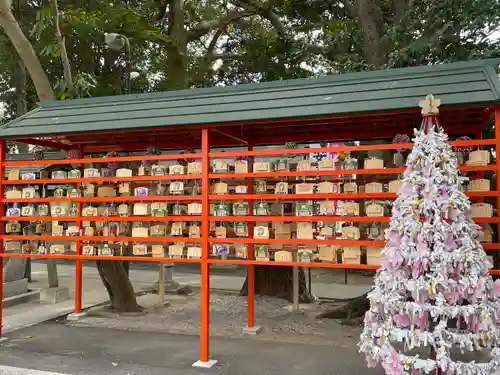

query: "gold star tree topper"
left=419, top=94, right=441, bottom=116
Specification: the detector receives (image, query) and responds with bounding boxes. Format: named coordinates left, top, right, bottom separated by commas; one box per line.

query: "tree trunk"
left=96, top=260, right=142, bottom=313
left=0, top=0, right=55, bottom=100
left=240, top=266, right=315, bottom=303
left=352, top=0, right=387, bottom=68
left=50, top=0, right=72, bottom=89
left=166, top=0, right=188, bottom=89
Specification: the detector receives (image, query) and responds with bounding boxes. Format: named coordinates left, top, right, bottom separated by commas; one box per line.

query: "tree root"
left=317, top=293, right=369, bottom=325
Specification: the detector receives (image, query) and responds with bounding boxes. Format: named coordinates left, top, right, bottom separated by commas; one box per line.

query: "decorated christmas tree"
left=359, top=95, right=500, bottom=375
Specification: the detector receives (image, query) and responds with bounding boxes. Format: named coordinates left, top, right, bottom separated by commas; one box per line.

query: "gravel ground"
left=66, top=292, right=359, bottom=346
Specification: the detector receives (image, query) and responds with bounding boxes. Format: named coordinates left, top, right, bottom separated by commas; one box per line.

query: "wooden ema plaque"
left=342, top=226, right=360, bottom=240
left=366, top=247, right=382, bottom=265
left=235, top=160, right=248, bottom=173
left=468, top=179, right=490, bottom=192
left=365, top=182, right=383, bottom=193
left=342, top=202, right=360, bottom=216
left=388, top=180, right=402, bottom=193
left=366, top=203, right=384, bottom=217
left=318, top=159, right=334, bottom=170
left=466, top=150, right=490, bottom=166
left=342, top=246, right=360, bottom=264
left=275, top=251, right=293, bottom=262
left=344, top=182, right=357, bottom=194
left=318, top=246, right=337, bottom=263
left=317, top=181, right=337, bottom=194
left=116, top=168, right=133, bottom=177
left=364, top=157, right=384, bottom=169
left=296, top=160, right=311, bottom=172
left=254, top=162, right=271, bottom=173
left=187, top=162, right=202, bottom=175
left=471, top=203, right=493, bottom=218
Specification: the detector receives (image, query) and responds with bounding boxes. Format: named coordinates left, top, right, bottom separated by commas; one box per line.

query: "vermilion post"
left=74, top=147, right=84, bottom=314
left=495, top=109, right=500, bottom=273
left=246, top=143, right=255, bottom=328
left=0, top=140, right=5, bottom=338
left=200, top=128, right=210, bottom=363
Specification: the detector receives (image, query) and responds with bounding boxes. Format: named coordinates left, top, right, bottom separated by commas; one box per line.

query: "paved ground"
left=2, top=262, right=371, bottom=335
left=0, top=322, right=383, bottom=375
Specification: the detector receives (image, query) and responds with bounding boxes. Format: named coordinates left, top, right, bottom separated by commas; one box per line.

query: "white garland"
left=359, top=120, right=500, bottom=375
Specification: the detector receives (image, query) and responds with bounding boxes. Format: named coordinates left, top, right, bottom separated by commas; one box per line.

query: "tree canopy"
left=0, top=0, right=499, bottom=124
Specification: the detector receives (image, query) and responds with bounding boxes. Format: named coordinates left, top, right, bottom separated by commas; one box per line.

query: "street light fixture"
left=104, top=32, right=132, bottom=94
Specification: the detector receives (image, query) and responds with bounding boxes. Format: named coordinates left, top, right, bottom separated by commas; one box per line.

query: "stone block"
left=2, top=278, right=28, bottom=299
left=40, top=286, right=70, bottom=304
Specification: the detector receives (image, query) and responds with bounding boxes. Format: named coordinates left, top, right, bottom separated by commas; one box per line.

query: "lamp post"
left=104, top=32, right=132, bottom=94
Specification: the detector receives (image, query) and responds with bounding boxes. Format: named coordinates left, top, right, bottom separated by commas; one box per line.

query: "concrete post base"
left=242, top=326, right=263, bottom=335
left=40, top=286, right=70, bottom=304
left=192, top=360, right=218, bottom=369
left=0, top=337, right=8, bottom=343
left=67, top=312, right=88, bottom=321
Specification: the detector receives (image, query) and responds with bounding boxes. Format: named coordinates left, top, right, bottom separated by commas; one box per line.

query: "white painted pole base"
left=67, top=312, right=87, bottom=321
left=192, top=360, right=218, bottom=369
left=242, top=326, right=263, bottom=335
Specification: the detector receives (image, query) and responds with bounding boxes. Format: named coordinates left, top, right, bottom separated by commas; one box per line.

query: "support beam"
left=194, top=127, right=217, bottom=368
left=0, top=140, right=5, bottom=339
left=14, top=138, right=74, bottom=150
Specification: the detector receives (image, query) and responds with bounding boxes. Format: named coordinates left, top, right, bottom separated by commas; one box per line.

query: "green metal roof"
left=1, top=58, right=500, bottom=139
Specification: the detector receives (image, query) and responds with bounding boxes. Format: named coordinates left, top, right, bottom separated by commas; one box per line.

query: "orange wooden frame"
left=0, top=108, right=499, bottom=365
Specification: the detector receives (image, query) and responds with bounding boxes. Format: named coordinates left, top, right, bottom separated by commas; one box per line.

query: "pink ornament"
left=382, top=350, right=409, bottom=375
left=414, top=313, right=429, bottom=329
left=493, top=280, right=500, bottom=297
left=393, top=314, right=411, bottom=327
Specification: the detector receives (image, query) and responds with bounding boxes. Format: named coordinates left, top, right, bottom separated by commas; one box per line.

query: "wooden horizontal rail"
left=209, top=216, right=500, bottom=223
left=3, top=153, right=201, bottom=167
left=209, top=237, right=385, bottom=246
left=209, top=139, right=496, bottom=158
left=209, top=192, right=495, bottom=200
left=3, top=195, right=201, bottom=203
left=3, top=191, right=493, bottom=204
left=209, top=165, right=496, bottom=179
left=3, top=215, right=497, bottom=223
left=0, top=252, right=202, bottom=263
left=1, top=252, right=498, bottom=271
left=2, top=174, right=201, bottom=185
left=1, top=216, right=202, bottom=222
left=1, top=234, right=201, bottom=243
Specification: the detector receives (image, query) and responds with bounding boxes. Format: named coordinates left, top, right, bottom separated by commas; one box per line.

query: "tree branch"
left=187, top=8, right=253, bottom=42
left=0, top=0, right=55, bottom=100
left=50, top=0, right=72, bottom=89
left=231, top=0, right=286, bottom=37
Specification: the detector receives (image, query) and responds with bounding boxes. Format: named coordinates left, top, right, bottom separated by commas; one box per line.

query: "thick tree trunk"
left=352, top=0, right=387, bottom=68
left=0, top=0, right=55, bottom=100
left=96, top=260, right=142, bottom=313
left=240, top=266, right=315, bottom=303
left=166, top=0, right=188, bottom=89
